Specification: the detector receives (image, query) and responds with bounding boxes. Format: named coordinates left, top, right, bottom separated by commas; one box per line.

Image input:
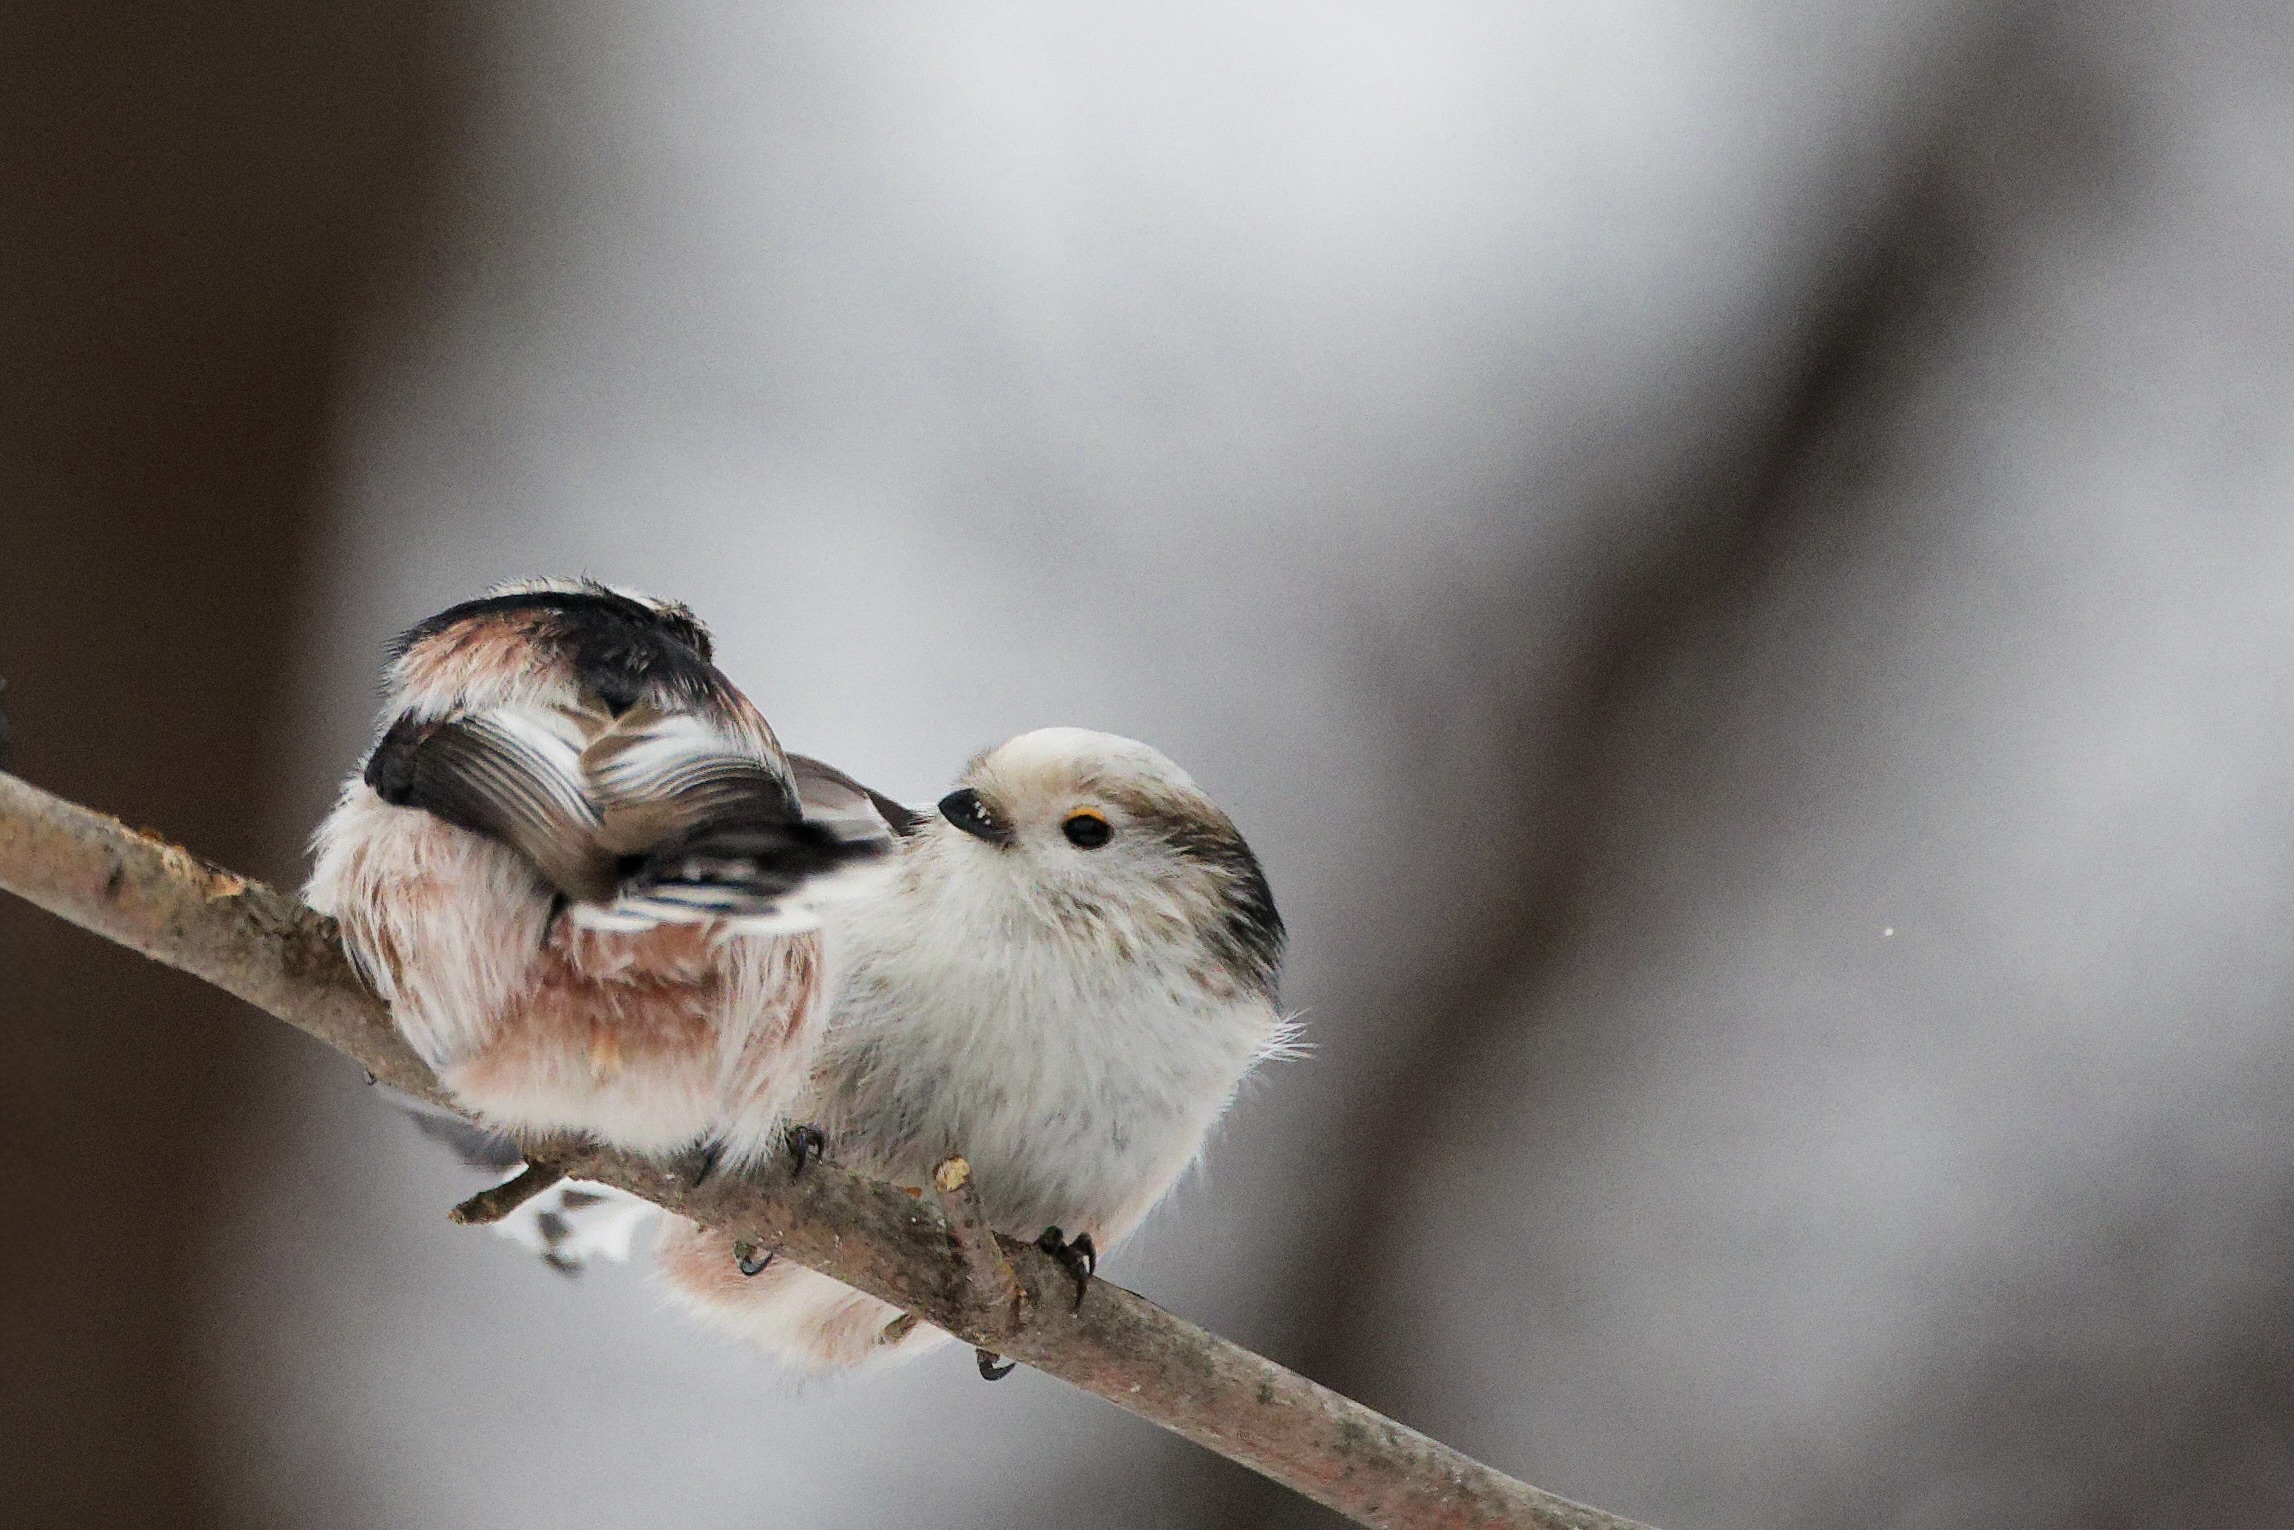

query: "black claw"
left=1036, top=1226, right=1097, bottom=1311
left=976, top=1348, right=1017, bottom=1381
left=677, top=1140, right=724, bottom=1188
left=787, top=1124, right=826, bottom=1175
left=735, top=1241, right=774, bottom=1277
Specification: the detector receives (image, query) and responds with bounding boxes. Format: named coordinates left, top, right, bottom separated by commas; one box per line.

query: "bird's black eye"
left=1062, top=809, right=1112, bottom=849
left=939, top=788, right=1011, bottom=844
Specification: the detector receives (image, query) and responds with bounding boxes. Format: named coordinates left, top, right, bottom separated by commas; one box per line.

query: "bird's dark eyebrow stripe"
left=1173, top=822, right=1285, bottom=997
left=1104, top=785, right=1285, bottom=996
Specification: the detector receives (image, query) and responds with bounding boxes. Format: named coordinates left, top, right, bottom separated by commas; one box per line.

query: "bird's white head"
left=924, top=727, right=1284, bottom=1001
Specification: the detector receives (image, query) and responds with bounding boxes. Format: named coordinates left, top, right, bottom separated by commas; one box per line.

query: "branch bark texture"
left=0, top=769, right=1656, bottom=1530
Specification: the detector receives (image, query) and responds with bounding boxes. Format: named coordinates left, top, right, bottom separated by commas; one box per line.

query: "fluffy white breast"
left=813, top=819, right=1281, bottom=1243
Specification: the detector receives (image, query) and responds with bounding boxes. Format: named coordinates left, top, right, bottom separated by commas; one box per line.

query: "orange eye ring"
left=1061, top=809, right=1112, bottom=849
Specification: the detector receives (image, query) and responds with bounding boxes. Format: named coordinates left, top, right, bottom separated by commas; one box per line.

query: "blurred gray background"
left=9, top=2, right=2294, bottom=1526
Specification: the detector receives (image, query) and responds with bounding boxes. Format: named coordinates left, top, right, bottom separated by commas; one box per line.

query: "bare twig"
left=449, top=1160, right=568, bottom=1226
left=936, top=1152, right=1028, bottom=1378
left=933, top=1154, right=1026, bottom=1331
left=0, top=769, right=1657, bottom=1530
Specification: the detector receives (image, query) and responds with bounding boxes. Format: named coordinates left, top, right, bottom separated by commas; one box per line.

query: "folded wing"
left=364, top=707, right=614, bottom=899
left=787, top=752, right=921, bottom=841
left=364, top=702, right=884, bottom=925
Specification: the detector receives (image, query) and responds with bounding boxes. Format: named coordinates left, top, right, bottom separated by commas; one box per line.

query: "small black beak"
left=938, top=788, right=1012, bottom=845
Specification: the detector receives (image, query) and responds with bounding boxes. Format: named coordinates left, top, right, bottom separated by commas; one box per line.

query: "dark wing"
left=603, top=752, right=910, bottom=925
left=615, top=819, right=879, bottom=923
left=395, top=1091, right=526, bottom=1173
left=366, top=703, right=886, bottom=922
left=787, top=753, right=922, bottom=839
left=580, top=712, right=886, bottom=925
left=365, top=708, right=617, bottom=900
left=582, top=705, right=801, bottom=853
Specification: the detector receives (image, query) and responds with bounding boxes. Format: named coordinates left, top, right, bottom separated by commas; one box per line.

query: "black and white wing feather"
left=365, top=701, right=882, bottom=927
left=365, top=707, right=614, bottom=899
left=787, top=753, right=922, bottom=841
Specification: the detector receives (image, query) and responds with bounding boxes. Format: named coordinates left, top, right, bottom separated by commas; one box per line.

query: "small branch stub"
left=934, top=1154, right=1026, bottom=1334
left=449, top=1160, right=567, bottom=1226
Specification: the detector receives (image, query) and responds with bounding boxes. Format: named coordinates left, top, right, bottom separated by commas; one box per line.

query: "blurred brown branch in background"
left=0, top=768, right=1655, bottom=1530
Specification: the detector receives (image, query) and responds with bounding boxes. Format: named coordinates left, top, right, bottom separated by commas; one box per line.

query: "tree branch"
left=0, top=769, right=1655, bottom=1530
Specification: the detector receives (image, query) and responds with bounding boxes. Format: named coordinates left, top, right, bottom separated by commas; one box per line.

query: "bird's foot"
left=787, top=1123, right=826, bottom=1175
left=734, top=1240, right=774, bottom=1277
left=1035, top=1226, right=1097, bottom=1311
left=670, top=1140, right=724, bottom=1188
left=976, top=1348, right=1017, bottom=1381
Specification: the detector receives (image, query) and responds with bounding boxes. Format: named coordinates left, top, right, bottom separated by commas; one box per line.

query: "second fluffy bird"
left=656, top=725, right=1290, bottom=1371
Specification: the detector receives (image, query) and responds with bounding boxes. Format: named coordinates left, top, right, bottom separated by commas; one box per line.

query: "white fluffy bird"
left=653, top=726, right=1291, bottom=1374
left=307, top=579, right=887, bottom=1174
